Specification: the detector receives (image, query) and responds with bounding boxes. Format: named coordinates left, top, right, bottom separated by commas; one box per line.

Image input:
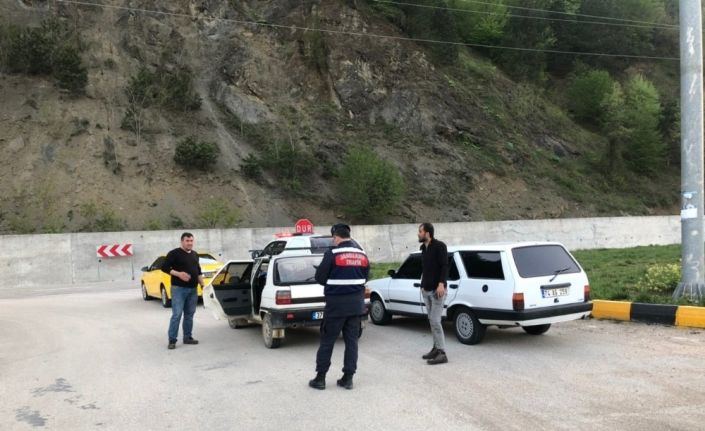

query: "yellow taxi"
left=140, top=252, right=223, bottom=308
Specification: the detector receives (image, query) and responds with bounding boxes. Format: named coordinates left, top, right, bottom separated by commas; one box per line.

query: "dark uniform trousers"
left=315, top=292, right=363, bottom=375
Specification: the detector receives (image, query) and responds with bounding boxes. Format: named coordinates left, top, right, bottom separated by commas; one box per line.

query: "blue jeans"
left=168, top=286, right=198, bottom=342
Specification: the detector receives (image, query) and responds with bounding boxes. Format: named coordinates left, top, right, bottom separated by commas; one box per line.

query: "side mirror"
left=387, top=269, right=396, bottom=277
left=250, top=250, right=261, bottom=259
left=141, top=266, right=149, bottom=272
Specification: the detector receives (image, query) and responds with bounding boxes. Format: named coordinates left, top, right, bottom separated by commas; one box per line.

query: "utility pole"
left=674, top=0, right=705, bottom=301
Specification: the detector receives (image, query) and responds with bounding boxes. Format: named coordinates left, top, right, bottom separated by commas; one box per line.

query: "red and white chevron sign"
left=96, top=244, right=133, bottom=258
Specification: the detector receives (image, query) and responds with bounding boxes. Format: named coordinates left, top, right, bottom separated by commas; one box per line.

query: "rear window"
left=274, top=255, right=323, bottom=285
left=460, top=251, right=505, bottom=280
left=199, top=253, right=219, bottom=264
left=310, top=237, right=335, bottom=254
left=512, top=245, right=581, bottom=278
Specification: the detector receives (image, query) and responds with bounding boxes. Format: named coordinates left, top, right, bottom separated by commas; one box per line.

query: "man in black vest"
left=162, top=232, right=204, bottom=350
left=309, top=224, right=369, bottom=390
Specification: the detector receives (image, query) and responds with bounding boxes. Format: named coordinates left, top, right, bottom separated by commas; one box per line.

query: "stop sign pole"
left=675, top=0, right=705, bottom=300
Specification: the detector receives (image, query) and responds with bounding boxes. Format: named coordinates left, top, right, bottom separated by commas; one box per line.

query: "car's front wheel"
left=141, top=283, right=151, bottom=301
left=262, top=314, right=282, bottom=349
left=453, top=306, right=486, bottom=345
left=522, top=324, right=551, bottom=335
left=160, top=286, right=171, bottom=308
left=369, top=295, right=392, bottom=325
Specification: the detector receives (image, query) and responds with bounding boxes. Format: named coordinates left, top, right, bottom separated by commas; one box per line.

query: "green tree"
left=449, top=0, right=508, bottom=46
left=494, top=0, right=556, bottom=81
left=336, top=146, right=404, bottom=223
left=570, top=0, right=667, bottom=71
left=568, top=69, right=616, bottom=125
left=622, top=75, right=664, bottom=175
left=599, top=80, right=627, bottom=175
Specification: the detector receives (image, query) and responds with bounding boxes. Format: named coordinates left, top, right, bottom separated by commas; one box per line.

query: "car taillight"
left=584, top=285, right=591, bottom=302
left=364, top=286, right=371, bottom=299
left=276, top=290, right=292, bottom=305
left=512, top=292, right=524, bottom=311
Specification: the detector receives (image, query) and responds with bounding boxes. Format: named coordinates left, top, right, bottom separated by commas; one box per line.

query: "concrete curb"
left=592, top=300, right=705, bottom=329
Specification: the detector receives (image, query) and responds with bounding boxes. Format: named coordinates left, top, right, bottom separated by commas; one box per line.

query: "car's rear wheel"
left=369, top=295, right=392, bottom=325
left=262, top=314, right=282, bottom=349
left=453, top=306, right=486, bottom=345
left=522, top=324, right=551, bottom=335
left=160, top=286, right=171, bottom=308
left=141, top=283, right=151, bottom=301
left=228, top=318, right=250, bottom=329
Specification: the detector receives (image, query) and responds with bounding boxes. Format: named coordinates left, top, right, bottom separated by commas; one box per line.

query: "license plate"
left=542, top=287, right=569, bottom=298
left=312, top=311, right=324, bottom=320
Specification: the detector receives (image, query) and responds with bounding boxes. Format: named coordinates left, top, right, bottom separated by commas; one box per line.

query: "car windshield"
left=274, top=255, right=323, bottom=285
left=511, top=245, right=580, bottom=278
left=198, top=253, right=219, bottom=264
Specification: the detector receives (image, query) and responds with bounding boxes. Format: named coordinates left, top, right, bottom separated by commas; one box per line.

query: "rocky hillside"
left=0, top=0, right=679, bottom=233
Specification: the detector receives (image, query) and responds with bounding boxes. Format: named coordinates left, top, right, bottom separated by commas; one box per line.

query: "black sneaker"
left=427, top=351, right=448, bottom=365
left=308, top=373, right=326, bottom=390
left=422, top=347, right=439, bottom=360
left=183, top=338, right=199, bottom=345
left=168, top=342, right=176, bottom=350
left=336, top=374, right=354, bottom=390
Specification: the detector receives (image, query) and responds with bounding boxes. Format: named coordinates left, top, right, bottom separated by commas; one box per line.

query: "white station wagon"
left=367, top=242, right=592, bottom=345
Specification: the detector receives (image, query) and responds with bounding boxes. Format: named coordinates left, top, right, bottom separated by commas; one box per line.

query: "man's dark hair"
left=419, top=222, right=434, bottom=238
left=332, top=225, right=351, bottom=239
left=181, top=232, right=194, bottom=240
left=330, top=223, right=351, bottom=236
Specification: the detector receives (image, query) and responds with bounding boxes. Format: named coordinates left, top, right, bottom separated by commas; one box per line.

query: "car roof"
left=409, top=241, right=568, bottom=254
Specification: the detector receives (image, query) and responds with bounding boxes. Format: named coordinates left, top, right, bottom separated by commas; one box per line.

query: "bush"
left=569, top=70, right=616, bottom=125
left=196, top=199, right=240, bottom=228
left=78, top=202, right=126, bottom=232
left=336, top=146, right=404, bottom=223
left=159, top=68, right=201, bottom=111
left=52, top=45, right=87, bottom=95
left=449, top=0, right=507, bottom=46
left=635, top=263, right=680, bottom=294
left=263, top=140, right=316, bottom=191
left=3, top=19, right=87, bottom=94
left=174, top=136, right=219, bottom=170
left=241, top=154, right=263, bottom=179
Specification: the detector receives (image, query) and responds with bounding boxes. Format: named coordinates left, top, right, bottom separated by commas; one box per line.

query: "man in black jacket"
left=418, top=222, right=449, bottom=365
left=161, top=232, right=204, bottom=350
left=309, top=224, right=369, bottom=390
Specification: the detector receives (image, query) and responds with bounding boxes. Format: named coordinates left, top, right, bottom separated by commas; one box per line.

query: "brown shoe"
left=427, top=351, right=448, bottom=365
left=422, top=347, right=439, bottom=360
left=183, top=338, right=199, bottom=345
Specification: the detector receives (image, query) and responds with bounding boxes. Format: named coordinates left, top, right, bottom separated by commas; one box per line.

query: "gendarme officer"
left=309, top=224, right=369, bottom=390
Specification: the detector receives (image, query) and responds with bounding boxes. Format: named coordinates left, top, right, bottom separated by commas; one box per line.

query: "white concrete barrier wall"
left=1, top=216, right=682, bottom=287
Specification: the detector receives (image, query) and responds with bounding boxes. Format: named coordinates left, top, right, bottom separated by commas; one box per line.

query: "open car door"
left=203, top=260, right=254, bottom=320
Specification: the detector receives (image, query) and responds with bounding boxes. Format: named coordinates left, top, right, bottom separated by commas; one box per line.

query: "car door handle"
left=413, top=283, right=421, bottom=288
left=449, top=284, right=458, bottom=289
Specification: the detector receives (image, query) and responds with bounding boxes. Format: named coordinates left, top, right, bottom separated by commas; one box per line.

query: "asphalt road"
left=1, top=284, right=704, bottom=431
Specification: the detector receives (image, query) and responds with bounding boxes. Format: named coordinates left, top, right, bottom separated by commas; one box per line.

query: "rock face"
left=0, top=0, right=676, bottom=234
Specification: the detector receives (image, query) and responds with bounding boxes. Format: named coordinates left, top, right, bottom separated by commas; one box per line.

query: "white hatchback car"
left=204, top=252, right=370, bottom=348
left=367, top=242, right=592, bottom=345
